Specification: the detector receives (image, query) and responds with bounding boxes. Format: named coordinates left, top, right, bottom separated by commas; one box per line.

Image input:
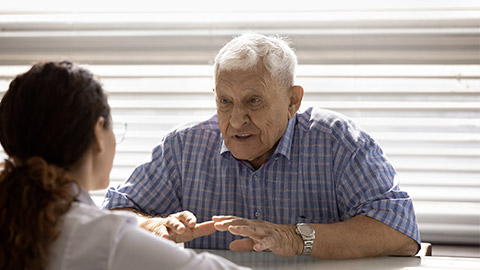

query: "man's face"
left=214, top=66, right=291, bottom=168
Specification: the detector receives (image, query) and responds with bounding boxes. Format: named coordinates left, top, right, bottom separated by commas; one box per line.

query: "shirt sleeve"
left=334, top=135, right=421, bottom=247
left=102, top=134, right=183, bottom=216
left=110, top=224, right=251, bottom=270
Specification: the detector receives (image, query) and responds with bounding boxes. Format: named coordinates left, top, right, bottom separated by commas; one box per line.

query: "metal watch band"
left=296, top=223, right=315, bottom=256
left=302, top=239, right=314, bottom=255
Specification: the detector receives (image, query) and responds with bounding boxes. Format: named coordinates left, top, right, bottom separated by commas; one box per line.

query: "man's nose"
left=229, top=106, right=249, bottom=129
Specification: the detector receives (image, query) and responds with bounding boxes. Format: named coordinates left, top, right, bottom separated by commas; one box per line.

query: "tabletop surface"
left=196, top=249, right=480, bottom=270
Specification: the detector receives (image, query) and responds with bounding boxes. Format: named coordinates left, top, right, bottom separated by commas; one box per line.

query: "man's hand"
left=212, top=215, right=303, bottom=258
left=142, top=210, right=216, bottom=243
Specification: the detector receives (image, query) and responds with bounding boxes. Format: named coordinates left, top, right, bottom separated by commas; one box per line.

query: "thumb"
left=229, top=238, right=255, bottom=252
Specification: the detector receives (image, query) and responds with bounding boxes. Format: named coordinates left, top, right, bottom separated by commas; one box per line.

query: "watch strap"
left=296, top=223, right=315, bottom=256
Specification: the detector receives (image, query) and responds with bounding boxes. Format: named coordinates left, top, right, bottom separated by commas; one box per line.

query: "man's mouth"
left=234, top=134, right=253, bottom=139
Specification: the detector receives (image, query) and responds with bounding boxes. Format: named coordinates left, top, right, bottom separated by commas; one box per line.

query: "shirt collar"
left=73, top=185, right=97, bottom=206
left=220, top=115, right=297, bottom=161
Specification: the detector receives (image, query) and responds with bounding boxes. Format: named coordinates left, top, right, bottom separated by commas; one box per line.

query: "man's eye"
left=220, top=98, right=229, bottom=104
left=250, top=98, right=259, bottom=104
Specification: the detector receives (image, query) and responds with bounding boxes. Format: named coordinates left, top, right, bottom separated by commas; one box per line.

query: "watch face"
left=298, top=223, right=314, bottom=236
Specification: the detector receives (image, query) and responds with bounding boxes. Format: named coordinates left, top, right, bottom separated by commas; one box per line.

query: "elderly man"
left=103, top=33, right=420, bottom=258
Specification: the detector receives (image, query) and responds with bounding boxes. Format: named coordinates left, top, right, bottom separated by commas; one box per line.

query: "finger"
left=214, top=220, right=232, bottom=231
left=228, top=226, right=273, bottom=251
left=212, top=215, right=238, bottom=222
left=213, top=217, right=249, bottom=231
left=164, top=216, right=186, bottom=234
left=192, top=220, right=217, bottom=238
left=229, top=225, right=264, bottom=238
left=253, top=236, right=275, bottom=252
left=229, top=238, right=255, bottom=252
left=173, top=211, right=197, bottom=228
left=155, top=225, right=170, bottom=239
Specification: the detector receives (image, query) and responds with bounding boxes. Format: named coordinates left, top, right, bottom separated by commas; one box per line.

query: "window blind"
left=0, top=1, right=479, bottom=245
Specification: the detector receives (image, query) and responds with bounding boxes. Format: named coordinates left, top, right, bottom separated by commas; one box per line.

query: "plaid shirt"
left=103, top=107, right=420, bottom=249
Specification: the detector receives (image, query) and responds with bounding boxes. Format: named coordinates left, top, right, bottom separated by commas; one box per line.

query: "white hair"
left=214, top=33, right=297, bottom=89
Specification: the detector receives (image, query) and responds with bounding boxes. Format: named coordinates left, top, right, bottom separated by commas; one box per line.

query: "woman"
left=0, top=61, right=249, bottom=270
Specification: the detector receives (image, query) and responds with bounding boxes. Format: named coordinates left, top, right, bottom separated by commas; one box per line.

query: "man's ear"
left=93, top=117, right=106, bottom=153
left=288, top=85, right=304, bottom=119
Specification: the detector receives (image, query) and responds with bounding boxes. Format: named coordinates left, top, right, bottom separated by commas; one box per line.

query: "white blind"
left=0, top=1, right=479, bottom=245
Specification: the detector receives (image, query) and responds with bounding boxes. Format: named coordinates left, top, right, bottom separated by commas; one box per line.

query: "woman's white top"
left=47, top=190, right=250, bottom=270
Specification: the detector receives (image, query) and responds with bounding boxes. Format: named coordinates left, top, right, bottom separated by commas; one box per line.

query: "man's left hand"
left=212, top=215, right=303, bottom=258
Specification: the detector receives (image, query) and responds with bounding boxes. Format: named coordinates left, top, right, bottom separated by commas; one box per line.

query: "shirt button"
left=254, top=211, right=261, bottom=217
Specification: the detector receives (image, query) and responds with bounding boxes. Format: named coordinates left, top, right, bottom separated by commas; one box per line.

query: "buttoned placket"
left=237, top=153, right=283, bottom=220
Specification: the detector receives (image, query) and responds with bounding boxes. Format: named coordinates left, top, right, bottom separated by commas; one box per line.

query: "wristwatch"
left=295, top=223, right=315, bottom=255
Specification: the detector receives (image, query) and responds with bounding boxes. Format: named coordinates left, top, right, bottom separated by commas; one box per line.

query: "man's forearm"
left=308, top=215, right=418, bottom=259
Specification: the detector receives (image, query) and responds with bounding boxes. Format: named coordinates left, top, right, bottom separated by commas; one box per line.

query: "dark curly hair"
left=0, top=61, right=110, bottom=270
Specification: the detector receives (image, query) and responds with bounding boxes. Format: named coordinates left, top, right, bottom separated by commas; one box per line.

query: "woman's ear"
left=93, top=117, right=106, bottom=153
left=288, top=85, right=304, bottom=119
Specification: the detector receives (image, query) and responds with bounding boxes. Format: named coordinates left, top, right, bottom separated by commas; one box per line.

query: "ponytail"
left=0, top=157, right=79, bottom=270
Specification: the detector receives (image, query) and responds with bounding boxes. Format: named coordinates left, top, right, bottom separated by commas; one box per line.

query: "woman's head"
left=0, top=61, right=113, bottom=270
left=0, top=61, right=111, bottom=170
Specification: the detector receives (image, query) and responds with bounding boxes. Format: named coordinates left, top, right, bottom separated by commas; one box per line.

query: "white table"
left=196, top=249, right=480, bottom=270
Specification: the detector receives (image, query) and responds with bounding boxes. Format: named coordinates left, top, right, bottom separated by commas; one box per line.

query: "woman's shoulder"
left=47, top=203, right=139, bottom=270
left=66, top=202, right=138, bottom=227
left=63, top=202, right=139, bottom=242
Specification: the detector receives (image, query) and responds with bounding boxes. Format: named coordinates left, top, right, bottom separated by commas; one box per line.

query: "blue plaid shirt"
left=103, top=107, right=421, bottom=249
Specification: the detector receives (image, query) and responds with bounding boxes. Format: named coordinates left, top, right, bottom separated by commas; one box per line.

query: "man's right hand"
left=140, top=210, right=216, bottom=243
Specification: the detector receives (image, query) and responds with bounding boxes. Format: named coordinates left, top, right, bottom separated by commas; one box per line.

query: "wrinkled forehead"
left=215, top=71, right=280, bottom=97
left=217, top=70, right=264, bottom=85
left=215, top=63, right=276, bottom=87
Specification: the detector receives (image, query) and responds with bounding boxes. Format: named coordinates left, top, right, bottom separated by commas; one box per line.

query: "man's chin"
left=231, top=153, right=252, bottom=161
